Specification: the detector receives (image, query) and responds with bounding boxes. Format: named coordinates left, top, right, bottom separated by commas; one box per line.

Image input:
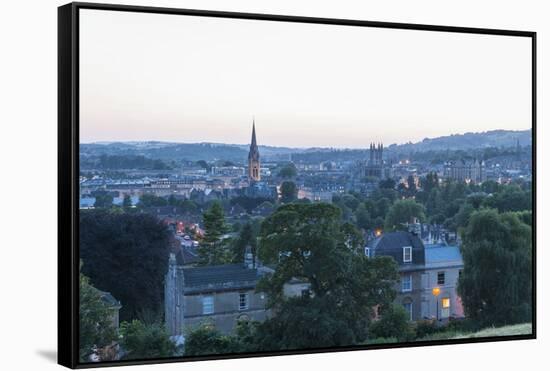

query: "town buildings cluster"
left=80, top=122, right=531, bottom=339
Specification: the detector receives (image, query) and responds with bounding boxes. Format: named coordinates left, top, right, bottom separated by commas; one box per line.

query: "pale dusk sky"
left=79, top=9, right=532, bottom=148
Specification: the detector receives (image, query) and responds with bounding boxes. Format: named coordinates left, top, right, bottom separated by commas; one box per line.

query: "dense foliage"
left=229, top=220, right=260, bottom=264
left=256, top=203, right=399, bottom=348
left=368, top=304, right=415, bottom=341
left=384, top=199, right=426, bottom=231
left=80, top=209, right=171, bottom=321
left=184, top=323, right=238, bottom=356
left=198, top=201, right=231, bottom=265
left=119, top=320, right=175, bottom=360
left=81, top=154, right=172, bottom=170
left=279, top=181, right=298, bottom=203
left=278, top=163, right=298, bottom=178
left=458, top=209, right=532, bottom=327
left=79, top=271, right=118, bottom=362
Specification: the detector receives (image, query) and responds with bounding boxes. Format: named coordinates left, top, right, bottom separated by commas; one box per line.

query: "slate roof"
left=369, top=231, right=424, bottom=250
left=425, top=244, right=463, bottom=268
left=175, top=247, right=200, bottom=266
left=368, top=231, right=426, bottom=267
left=183, top=264, right=260, bottom=292
left=97, top=290, right=122, bottom=309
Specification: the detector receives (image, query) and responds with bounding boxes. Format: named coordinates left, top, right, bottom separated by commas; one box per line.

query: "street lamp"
left=432, top=287, right=441, bottom=321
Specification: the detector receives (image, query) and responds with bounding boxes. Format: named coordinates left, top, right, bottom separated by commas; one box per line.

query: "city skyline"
left=81, top=124, right=531, bottom=150
left=80, top=10, right=531, bottom=147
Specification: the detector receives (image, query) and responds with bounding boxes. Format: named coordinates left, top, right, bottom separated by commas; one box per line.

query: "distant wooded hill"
left=80, top=129, right=531, bottom=164
left=387, top=129, right=531, bottom=154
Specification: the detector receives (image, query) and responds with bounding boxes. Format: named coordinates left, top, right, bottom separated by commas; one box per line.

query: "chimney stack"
left=244, top=245, right=254, bottom=269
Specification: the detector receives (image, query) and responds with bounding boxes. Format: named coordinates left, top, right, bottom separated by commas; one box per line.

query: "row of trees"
left=330, top=176, right=531, bottom=234
left=81, top=154, right=173, bottom=170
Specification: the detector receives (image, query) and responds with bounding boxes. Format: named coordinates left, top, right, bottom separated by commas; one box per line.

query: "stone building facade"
left=164, top=251, right=272, bottom=336
left=444, top=159, right=486, bottom=184
left=366, top=231, right=464, bottom=322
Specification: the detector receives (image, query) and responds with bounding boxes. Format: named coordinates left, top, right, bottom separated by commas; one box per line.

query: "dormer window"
left=403, top=246, right=412, bottom=263
left=364, top=247, right=370, bottom=258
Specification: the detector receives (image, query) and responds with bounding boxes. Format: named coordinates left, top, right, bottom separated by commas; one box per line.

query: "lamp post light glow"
left=432, top=287, right=441, bottom=321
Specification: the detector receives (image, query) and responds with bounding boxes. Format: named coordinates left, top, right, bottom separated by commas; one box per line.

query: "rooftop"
left=183, top=264, right=260, bottom=293
left=425, top=244, right=463, bottom=268
left=368, top=231, right=424, bottom=251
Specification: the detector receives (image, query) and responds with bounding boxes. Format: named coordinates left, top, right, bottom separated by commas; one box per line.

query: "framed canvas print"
left=58, top=2, right=536, bottom=368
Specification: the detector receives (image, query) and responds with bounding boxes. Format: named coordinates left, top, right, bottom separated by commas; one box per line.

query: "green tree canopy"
left=374, top=197, right=392, bottom=219
left=79, top=270, right=118, bottom=362
left=482, top=186, right=531, bottom=213
left=120, top=320, right=175, bottom=360
left=279, top=181, right=298, bottom=204
left=278, top=163, right=298, bottom=178
left=138, top=194, right=168, bottom=208
left=406, top=175, right=417, bottom=194
left=422, top=172, right=439, bottom=193
left=80, top=210, right=170, bottom=321
left=122, top=194, right=132, bottom=208
left=379, top=178, right=396, bottom=190
left=384, top=199, right=426, bottom=231
left=230, top=220, right=260, bottom=264
left=184, top=323, right=238, bottom=356
left=199, top=201, right=231, bottom=265
left=355, top=203, right=372, bottom=230
left=256, top=203, right=399, bottom=347
left=368, top=304, right=415, bottom=341
left=340, top=193, right=361, bottom=211
left=458, top=209, right=532, bottom=327
left=93, top=193, right=114, bottom=208
left=481, top=180, right=501, bottom=194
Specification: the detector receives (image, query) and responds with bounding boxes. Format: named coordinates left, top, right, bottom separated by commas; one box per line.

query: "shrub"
left=369, top=304, right=415, bottom=342
left=365, top=337, right=399, bottom=345
left=414, top=319, right=440, bottom=339
left=184, top=322, right=238, bottom=356
left=120, top=320, right=175, bottom=360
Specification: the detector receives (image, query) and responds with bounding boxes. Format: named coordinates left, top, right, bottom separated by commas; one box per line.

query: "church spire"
left=251, top=118, right=257, bottom=149
left=248, top=118, right=261, bottom=181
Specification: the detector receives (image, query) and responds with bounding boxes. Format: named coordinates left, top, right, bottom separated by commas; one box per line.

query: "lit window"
left=402, top=275, right=412, bottom=292
left=202, top=296, right=214, bottom=315
left=441, top=297, right=450, bottom=318
left=239, top=293, right=249, bottom=311
left=437, top=271, right=445, bottom=285
left=364, top=247, right=370, bottom=258
left=403, top=302, right=413, bottom=321
left=403, top=246, right=412, bottom=263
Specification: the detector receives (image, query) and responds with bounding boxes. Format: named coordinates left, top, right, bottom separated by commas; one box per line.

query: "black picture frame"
left=58, top=2, right=537, bottom=369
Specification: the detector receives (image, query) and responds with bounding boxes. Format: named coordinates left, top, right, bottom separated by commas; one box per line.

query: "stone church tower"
left=248, top=121, right=261, bottom=182
left=364, top=142, right=385, bottom=178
